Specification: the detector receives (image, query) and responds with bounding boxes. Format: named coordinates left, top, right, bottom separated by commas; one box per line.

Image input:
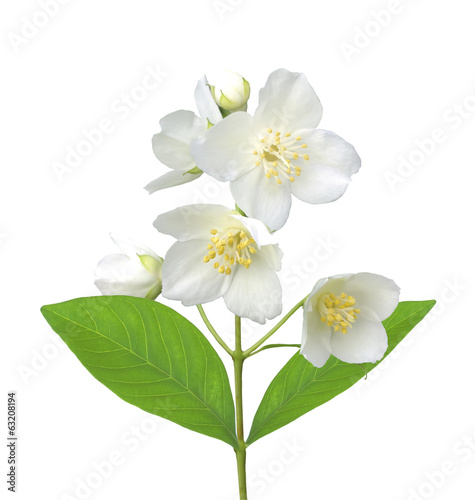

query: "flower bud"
left=94, top=234, right=163, bottom=300
left=207, top=70, right=250, bottom=113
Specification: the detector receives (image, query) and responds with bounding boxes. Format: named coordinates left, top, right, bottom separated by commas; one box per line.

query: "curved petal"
left=109, top=233, right=161, bottom=261
left=256, top=244, right=283, bottom=272
left=223, top=251, right=282, bottom=324
left=94, top=254, right=159, bottom=299
left=253, top=69, right=323, bottom=132
left=301, top=305, right=332, bottom=368
left=152, top=110, right=206, bottom=171
left=230, top=214, right=276, bottom=248
left=194, top=76, right=223, bottom=125
left=345, top=273, right=400, bottom=320
left=161, top=240, right=232, bottom=306
left=154, top=204, right=232, bottom=241
left=190, top=112, right=255, bottom=181
left=290, top=130, right=361, bottom=204
left=145, top=169, right=202, bottom=194
left=330, top=307, right=388, bottom=364
left=230, top=166, right=292, bottom=231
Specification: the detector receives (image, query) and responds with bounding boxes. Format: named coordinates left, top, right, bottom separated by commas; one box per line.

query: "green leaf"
left=247, top=300, right=435, bottom=445
left=41, top=296, right=237, bottom=447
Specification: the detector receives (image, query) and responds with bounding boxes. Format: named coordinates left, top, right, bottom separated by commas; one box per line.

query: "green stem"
left=243, top=295, right=308, bottom=358
left=248, top=343, right=301, bottom=357
left=233, top=315, right=247, bottom=499
left=196, top=305, right=233, bottom=357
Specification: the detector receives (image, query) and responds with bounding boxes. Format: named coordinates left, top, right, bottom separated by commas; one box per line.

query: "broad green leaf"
left=247, top=300, right=435, bottom=445
left=41, top=296, right=237, bottom=447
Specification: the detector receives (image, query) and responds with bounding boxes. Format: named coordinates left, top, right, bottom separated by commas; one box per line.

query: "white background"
left=2, top=1, right=475, bottom=499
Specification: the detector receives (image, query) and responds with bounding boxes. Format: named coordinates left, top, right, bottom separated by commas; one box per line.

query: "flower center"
left=202, top=228, right=256, bottom=275
left=252, top=128, right=310, bottom=185
left=318, top=292, right=360, bottom=334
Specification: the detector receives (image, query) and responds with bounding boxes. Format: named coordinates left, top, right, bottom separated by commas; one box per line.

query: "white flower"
left=301, top=273, right=400, bottom=368
left=94, top=234, right=163, bottom=300
left=207, top=70, right=250, bottom=112
left=191, top=68, right=361, bottom=230
left=154, top=205, right=283, bottom=324
left=145, top=76, right=222, bottom=193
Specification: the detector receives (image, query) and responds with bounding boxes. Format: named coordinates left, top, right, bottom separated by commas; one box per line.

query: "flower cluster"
left=94, top=69, right=400, bottom=367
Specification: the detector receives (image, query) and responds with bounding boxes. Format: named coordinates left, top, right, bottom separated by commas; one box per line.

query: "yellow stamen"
left=318, top=291, right=360, bottom=335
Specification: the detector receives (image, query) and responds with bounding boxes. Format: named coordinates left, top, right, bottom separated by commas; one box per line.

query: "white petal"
left=194, top=76, right=223, bottom=125
left=145, top=170, right=202, bottom=194
left=161, top=240, right=232, bottom=306
left=253, top=69, right=323, bottom=131
left=152, top=110, right=206, bottom=171
left=330, top=308, right=388, bottom=364
left=109, top=233, right=161, bottom=261
left=255, top=244, right=283, bottom=272
left=345, top=273, right=400, bottom=320
left=230, top=166, right=292, bottom=231
left=230, top=214, right=276, bottom=248
left=94, top=255, right=159, bottom=299
left=307, top=277, right=330, bottom=305
left=190, top=112, right=255, bottom=181
left=290, top=130, right=361, bottom=204
left=223, top=251, right=282, bottom=324
left=300, top=304, right=332, bottom=368
left=154, top=204, right=232, bottom=241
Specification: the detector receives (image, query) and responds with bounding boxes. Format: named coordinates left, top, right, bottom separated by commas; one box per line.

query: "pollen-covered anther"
left=203, top=227, right=257, bottom=275
left=253, top=129, right=311, bottom=186
left=318, top=292, right=360, bottom=335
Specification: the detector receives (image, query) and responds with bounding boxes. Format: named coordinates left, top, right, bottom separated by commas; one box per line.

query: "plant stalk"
left=196, top=305, right=233, bottom=356
left=243, top=295, right=308, bottom=357
left=233, top=315, right=247, bottom=499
